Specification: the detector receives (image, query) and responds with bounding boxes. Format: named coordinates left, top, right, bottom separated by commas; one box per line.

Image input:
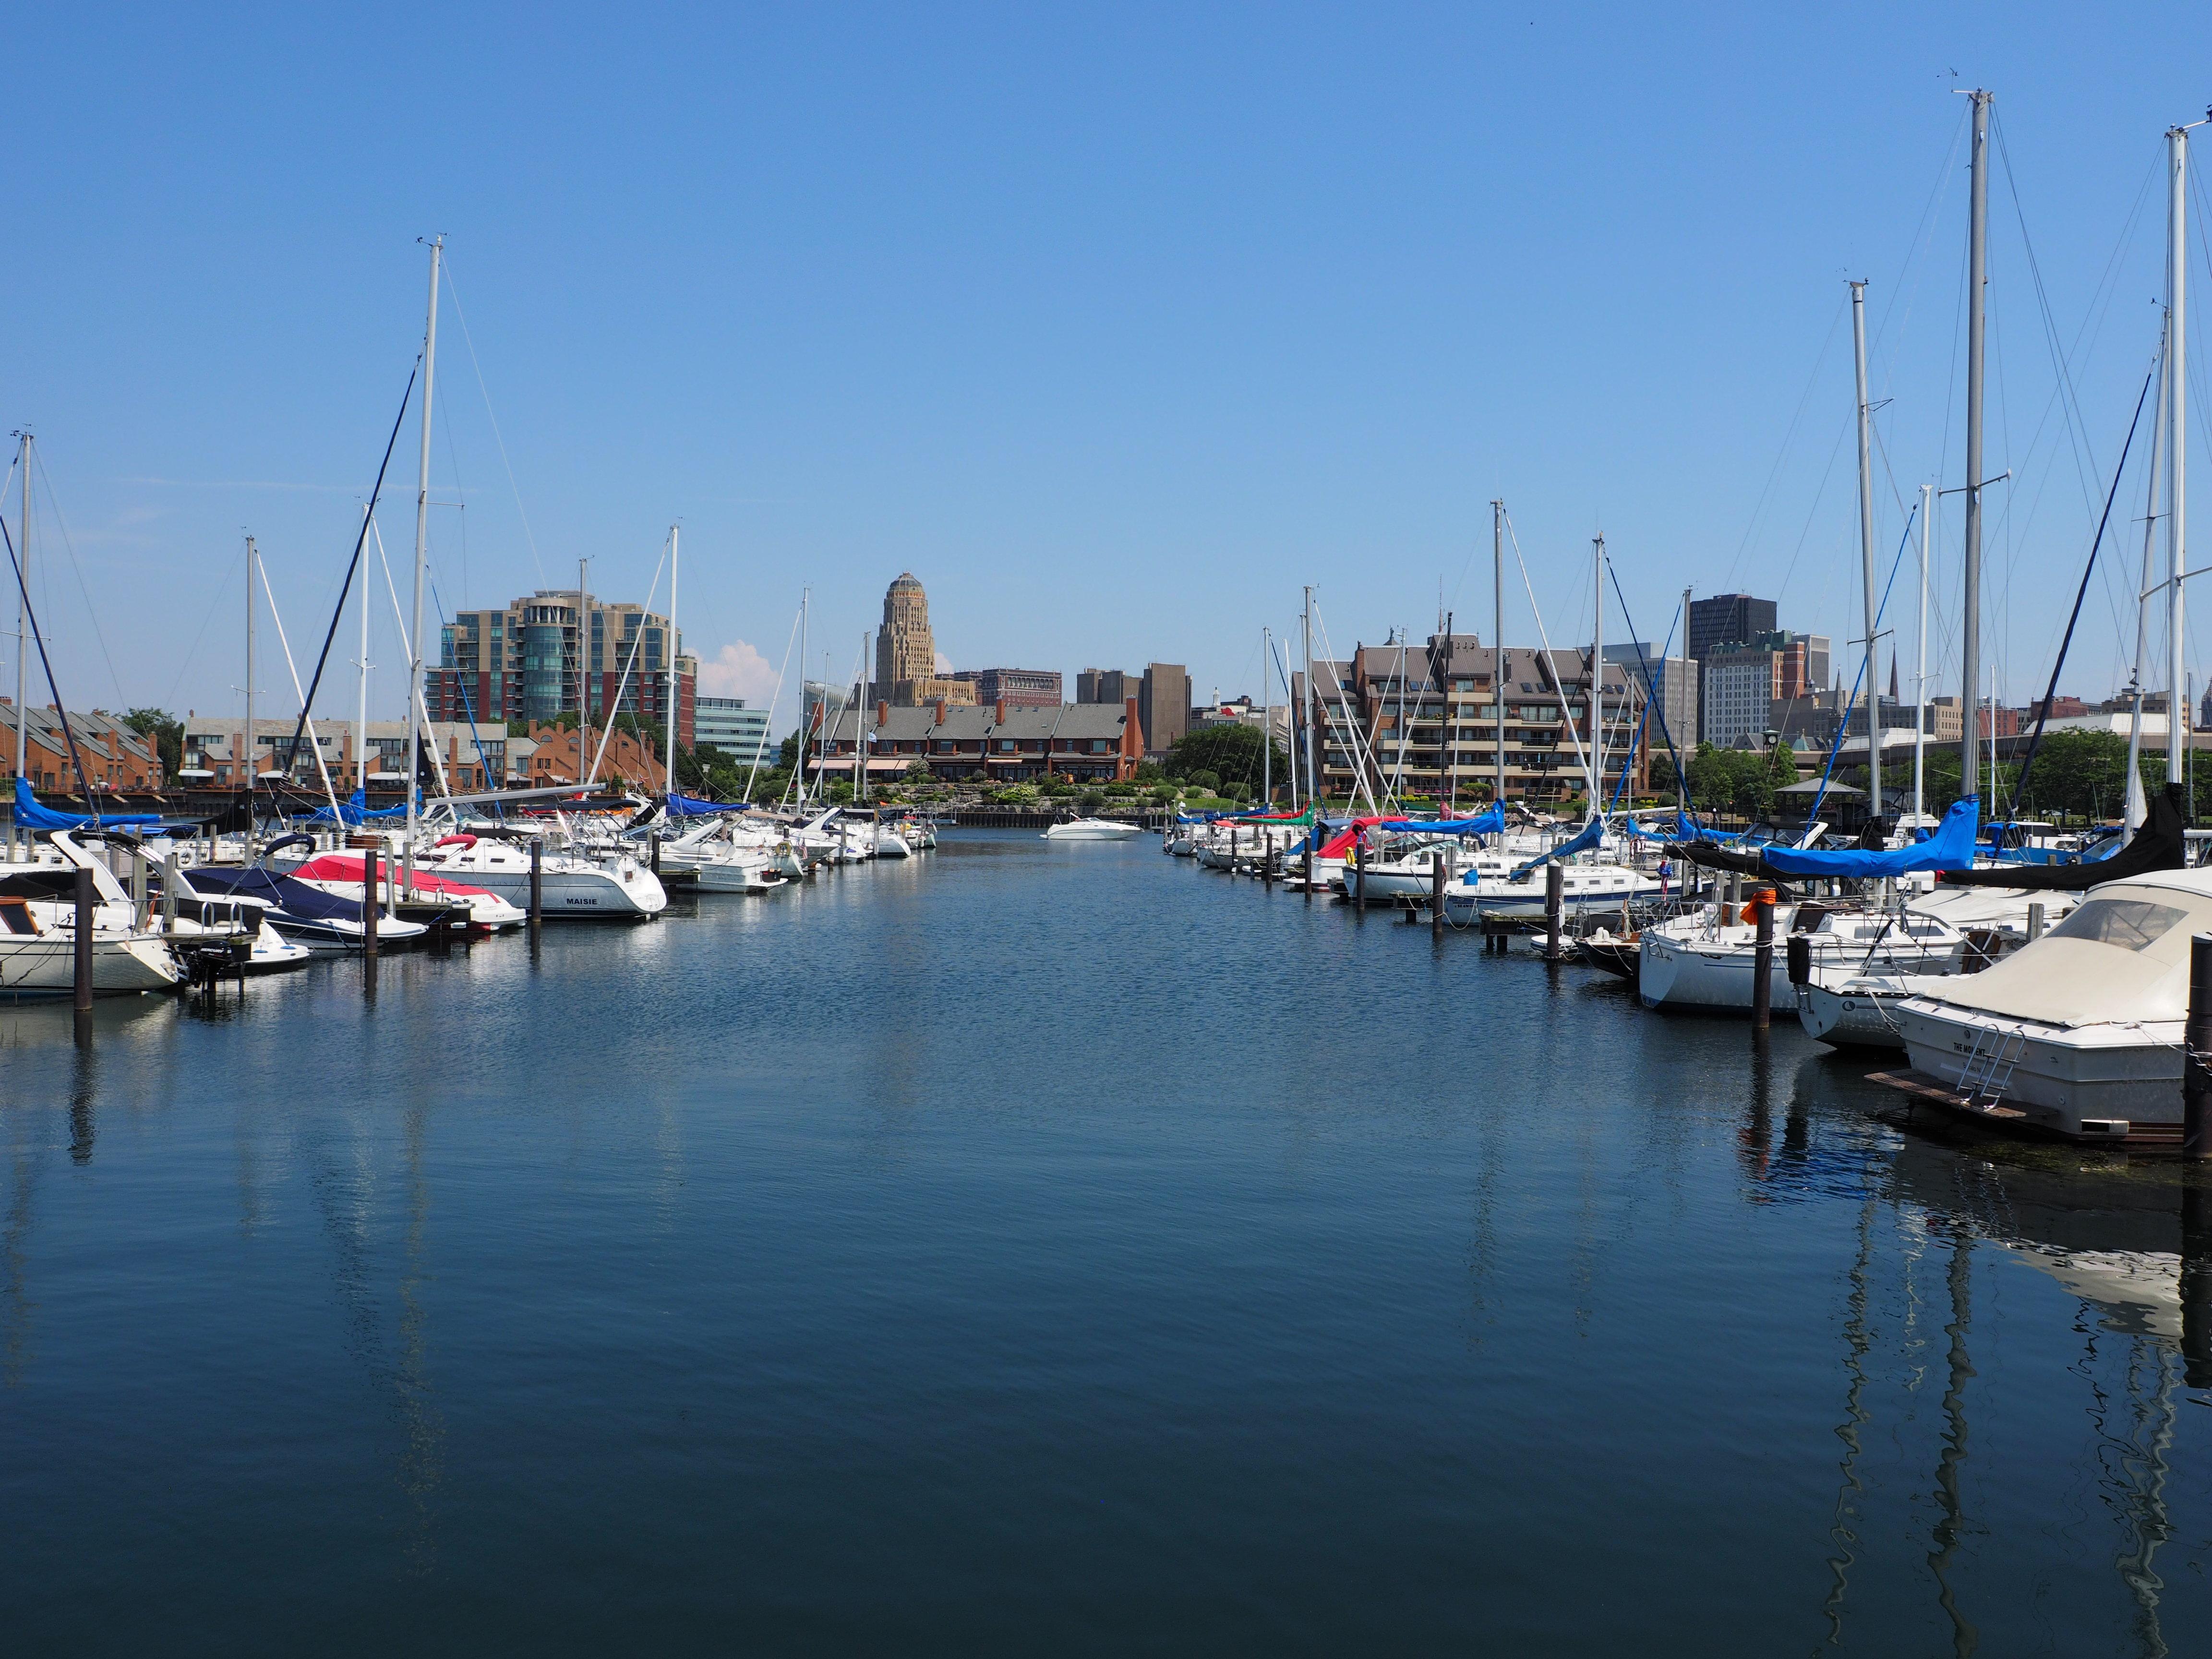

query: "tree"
left=902, top=758, right=932, bottom=785
left=1077, top=789, right=1106, bottom=817
left=123, top=708, right=183, bottom=781
left=1167, top=723, right=1286, bottom=793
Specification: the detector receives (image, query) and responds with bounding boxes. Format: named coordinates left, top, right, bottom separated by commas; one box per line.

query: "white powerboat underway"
left=413, top=832, right=666, bottom=919
left=1639, top=898, right=1967, bottom=1015
left=1893, top=869, right=2212, bottom=1138
left=1044, top=818, right=1142, bottom=841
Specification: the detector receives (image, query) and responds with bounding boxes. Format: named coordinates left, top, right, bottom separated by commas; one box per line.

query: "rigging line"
left=1502, top=512, right=1592, bottom=794
left=1869, top=97, right=1972, bottom=384
left=2013, top=361, right=2157, bottom=805
left=272, top=362, right=420, bottom=825
left=1771, top=413, right=1856, bottom=613
left=162, top=541, right=246, bottom=711
left=1723, top=293, right=1850, bottom=593
left=424, top=577, right=502, bottom=797
left=0, top=512, right=105, bottom=826
left=253, top=559, right=345, bottom=819
left=439, top=257, right=547, bottom=586
left=743, top=603, right=805, bottom=804
left=1806, top=506, right=1918, bottom=822
left=1992, top=111, right=2102, bottom=511
left=1607, top=572, right=1688, bottom=811
left=585, top=532, right=671, bottom=786
left=25, top=445, right=125, bottom=709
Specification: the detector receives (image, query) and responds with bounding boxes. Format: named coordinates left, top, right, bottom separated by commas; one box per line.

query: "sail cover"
left=1377, top=804, right=1503, bottom=836
left=12, top=777, right=164, bottom=830
left=1939, top=787, right=2185, bottom=890
left=304, top=788, right=412, bottom=826
left=663, top=791, right=734, bottom=818
left=1758, top=796, right=1980, bottom=878
left=1509, top=816, right=1605, bottom=879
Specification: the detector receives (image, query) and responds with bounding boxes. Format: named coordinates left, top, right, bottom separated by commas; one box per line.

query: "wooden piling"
left=362, top=845, right=380, bottom=964
left=1544, top=862, right=1563, bottom=961
left=1302, top=843, right=1313, bottom=903
left=2186, top=932, right=2212, bottom=1159
left=1431, top=849, right=1445, bottom=938
left=73, top=865, right=94, bottom=1012
left=529, top=837, right=543, bottom=931
left=1750, top=890, right=1774, bottom=1031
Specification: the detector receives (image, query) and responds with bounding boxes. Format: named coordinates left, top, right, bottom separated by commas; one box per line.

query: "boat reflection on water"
left=1858, top=1095, right=2211, bottom=1654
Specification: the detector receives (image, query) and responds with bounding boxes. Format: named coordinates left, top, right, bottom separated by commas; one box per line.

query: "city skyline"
left=5, top=8, right=2209, bottom=739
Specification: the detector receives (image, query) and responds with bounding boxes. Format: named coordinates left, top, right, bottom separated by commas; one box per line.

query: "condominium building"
left=426, top=588, right=696, bottom=748
left=694, top=696, right=774, bottom=768
left=950, top=667, right=1063, bottom=708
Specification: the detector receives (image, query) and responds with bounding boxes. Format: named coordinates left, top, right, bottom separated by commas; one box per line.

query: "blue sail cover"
left=1509, top=816, right=1605, bottom=879
left=12, top=777, right=164, bottom=830
left=664, top=791, right=738, bottom=817
left=304, top=789, right=412, bottom=826
left=1760, top=796, right=1980, bottom=878
left=1378, top=804, right=1504, bottom=836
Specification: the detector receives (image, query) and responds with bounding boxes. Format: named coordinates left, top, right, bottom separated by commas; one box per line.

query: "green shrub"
left=1077, top=790, right=1106, bottom=817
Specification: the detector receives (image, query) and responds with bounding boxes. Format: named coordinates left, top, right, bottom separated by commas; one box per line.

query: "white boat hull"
left=1897, top=999, right=2187, bottom=1134
left=0, top=933, right=181, bottom=998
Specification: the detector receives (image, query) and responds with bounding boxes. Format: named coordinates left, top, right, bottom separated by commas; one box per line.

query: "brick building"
left=0, top=703, right=164, bottom=793
left=811, top=697, right=1145, bottom=785
left=950, top=667, right=1062, bottom=708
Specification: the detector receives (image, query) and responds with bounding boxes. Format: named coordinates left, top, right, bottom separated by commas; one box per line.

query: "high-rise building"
left=1604, top=645, right=1697, bottom=753
left=428, top=589, right=694, bottom=748
left=950, top=668, right=1062, bottom=708
left=1139, top=663, right=1188, bottom=756
left=694, top=696, right=773, bottom=769
left=1077, top=668, right=1137, bottom=705
left=872, top=572, right=974, bottom=706
left=1687, top=594, right=1778, bottom=663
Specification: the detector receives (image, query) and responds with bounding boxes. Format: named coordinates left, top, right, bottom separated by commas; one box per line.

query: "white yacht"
left=1893, top=869, right=2212, bottom=1138
left=1044, top=818, right=1142, bottom=841
left=412, top=833, right=667, bottom=919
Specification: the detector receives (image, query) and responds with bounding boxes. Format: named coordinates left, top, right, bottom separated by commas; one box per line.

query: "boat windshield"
left=2044, top=896, right=2189, bottom=953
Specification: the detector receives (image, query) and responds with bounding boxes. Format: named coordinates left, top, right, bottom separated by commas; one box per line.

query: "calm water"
left=3, top=830, right=2210, bottom=1654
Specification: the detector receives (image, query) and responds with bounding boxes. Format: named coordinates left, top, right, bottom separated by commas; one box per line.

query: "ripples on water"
left=0, top=830, right=2208, bottom=1654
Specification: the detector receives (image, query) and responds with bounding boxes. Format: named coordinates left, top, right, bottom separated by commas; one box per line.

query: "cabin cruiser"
left=0, top=841, right=186, bottom=997
left=410, top=832, right=667, bottom=918
left=175, top=863, right=429, bottom=954
left=1892, top=869, right=2212, bottom=1138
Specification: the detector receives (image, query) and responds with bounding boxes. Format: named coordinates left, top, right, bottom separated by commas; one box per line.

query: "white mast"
left=1915, top=483, right=1931, bottom=824
left=1851, top=279, right=1881, bottom=821
left=12, top=433, right=26, bottom=804
left=1265, top=628, right=1283, bottom=809
left=1960, top=89, right=1990, bottom=801
left=2167, top=120, right=2192, bottom=790
left=2128, top=316, right=2170, bottom=833
left=404, top=235, right=442, bottom=885
left=1301, top=585, right=1317, bottom=807
left=245, top=534, right=257, bottom=798
left=797, top=587, right=810, bottom=804
left=854, top=632, right=866, bottom=803
left=1587, top=535, right=1602, bottom=817
left=1492, top=504, right=1505, bottom=810
left=666, top=525, right=679, bottom=800
left=356, top=505, right=372, bottom=795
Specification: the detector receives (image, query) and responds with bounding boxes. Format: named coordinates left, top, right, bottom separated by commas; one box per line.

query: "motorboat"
left=0, top=857, right=185, bottom=998
left=175, top=864, right=429, bottom=954
left=280, top=851, right=527, bottom=932
left=1044, top=818, right=1142, bottom=841
left=1892, top=868, right=2212, bottom=1139
left=412, top=832, right=667, bottom=919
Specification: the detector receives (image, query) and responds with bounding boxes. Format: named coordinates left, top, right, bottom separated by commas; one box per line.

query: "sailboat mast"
left=1492, top=502, right=1505, bottom=810
left=1915, top=483, right=1931, bottom=823
left=576, top=559, right=589, bottom=786
left=2168, top=121, right=2191, bottom=790
left=1301, top=586, right=1317, bottom=808
left=1261, top=625, right=1271, bottom=806
left=404, top=236, right=442, bottom=880
left=12, top=433, right=27, bottom=796
left=1960, top=90, right=1990, bottom=797
left=2128, top=318, right=2170, bottom=824
left=1851, top=279, right=1881, bottom=821
left=245, top=533, right=257, bottom=803
left=666, top=525, right=679, bottom=801
left=798, top=587, right=809, bottom=803
left=357, top=505, right=371, bottom=795
left=1587, top=535, right=1602, bottom=814
left=1679, top=585, right=1691, bottom=814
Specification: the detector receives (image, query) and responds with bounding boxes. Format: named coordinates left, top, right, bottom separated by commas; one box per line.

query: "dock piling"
left=2026, top=902, right=2046, bottom=943
left=1431, top=850, right=1444, bottom=938
left=1302, top=843, right=1313, bottom=902
left=1750, top=890, right=1774, bottom=1031
left=1544, top=862, right=1563, bottom=962
left=73, top=865, right=93, bottom=1013
left=2185, top=933, right=2212, bottom=1159
left=529, top=838, right=543, bottom=933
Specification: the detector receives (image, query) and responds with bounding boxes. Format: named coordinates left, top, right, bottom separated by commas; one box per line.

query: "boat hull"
left=0, top=934, right=182, bottom=998
left=1897, top=999, right=2187, bottom=1133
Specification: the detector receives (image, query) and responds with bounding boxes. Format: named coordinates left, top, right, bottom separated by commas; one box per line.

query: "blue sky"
left=7, top=4, right=2211, bottom=736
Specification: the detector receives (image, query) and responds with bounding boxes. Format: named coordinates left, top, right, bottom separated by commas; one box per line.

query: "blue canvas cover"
left=1759, top=796, right=1979, bottom=878
left=304, top=788, right=412, bottom=826
left=12, top=777, right=164, bottom=830
left=664, top=791, right=734, bottom=817
left=1378, top=804, right=1504, bottom=836
left=184, top=865, right=368, bottom=924
left=1509, top=816, right=1605, bottom=879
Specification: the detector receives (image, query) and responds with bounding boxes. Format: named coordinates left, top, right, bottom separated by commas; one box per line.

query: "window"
left=999, top=740, right=1016, bottom=752
left=2046, top=897, right=2190, bottom=952
left=1090, top=739, right=1111, bottom=753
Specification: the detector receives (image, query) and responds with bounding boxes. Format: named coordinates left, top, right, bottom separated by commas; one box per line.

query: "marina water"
left=3, top=829, right=2209, bottom=1653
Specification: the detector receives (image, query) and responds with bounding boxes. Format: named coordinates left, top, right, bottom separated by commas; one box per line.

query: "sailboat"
left=1890, top=108, right=2208, bottom=1139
